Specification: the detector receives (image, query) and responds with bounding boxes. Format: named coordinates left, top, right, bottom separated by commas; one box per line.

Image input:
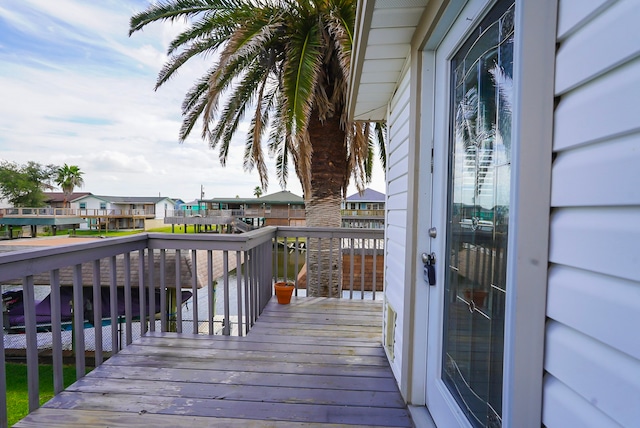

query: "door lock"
left=428, top=227, right=437, bottom=238
left=421, top=252, right=436, bottom=286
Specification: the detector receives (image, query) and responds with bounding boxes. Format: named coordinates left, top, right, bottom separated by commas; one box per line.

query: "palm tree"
left=130, top=0, right=385, bottom=296
left=55, top=164, right=84, bottom=208
left=253, top=186, right=263, bottom=198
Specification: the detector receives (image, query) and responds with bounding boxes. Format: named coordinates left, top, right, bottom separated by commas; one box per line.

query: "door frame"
left=404, top=0, right=557, bottom=426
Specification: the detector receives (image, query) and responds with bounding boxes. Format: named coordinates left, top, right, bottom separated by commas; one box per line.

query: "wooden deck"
left=15, top=297, right=413, bottom=427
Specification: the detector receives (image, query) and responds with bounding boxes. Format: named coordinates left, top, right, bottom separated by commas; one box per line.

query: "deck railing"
left=0, top=208, right=154, bottom=217
left=274, top=227, right=384, bottom=299
left=165, top=208, right=307, bottom=219
left=340, top=209, right=385, bottom=218
left=0, top=226, right=384, bottom=427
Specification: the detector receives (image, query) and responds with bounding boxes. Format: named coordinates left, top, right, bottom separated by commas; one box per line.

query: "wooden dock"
left=15, top=297, right=412, bottom=427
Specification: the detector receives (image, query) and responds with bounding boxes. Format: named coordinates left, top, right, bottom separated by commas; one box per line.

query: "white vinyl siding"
left=384, top=68, right=411, bottom=378
left=544, top=1, right=640, bottom=427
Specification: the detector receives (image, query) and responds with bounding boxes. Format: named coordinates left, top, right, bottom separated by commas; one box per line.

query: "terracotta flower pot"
left=463, top=288, right=488, bottom=311
left=274, top=282, right=295, bottom=304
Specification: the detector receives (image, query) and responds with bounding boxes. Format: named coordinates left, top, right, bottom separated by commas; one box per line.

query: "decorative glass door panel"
left=442, top=2, right=514, bottom=427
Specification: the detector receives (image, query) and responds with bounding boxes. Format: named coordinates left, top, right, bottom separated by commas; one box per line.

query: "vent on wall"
left=384, top=302, right=397, bottom=360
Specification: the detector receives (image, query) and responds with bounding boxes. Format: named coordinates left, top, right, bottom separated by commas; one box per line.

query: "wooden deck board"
left=15, top=297, right=412, bottom=427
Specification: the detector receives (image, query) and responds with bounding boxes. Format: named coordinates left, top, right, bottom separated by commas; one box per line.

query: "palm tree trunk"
left=305, top=112, right=347, bottom=297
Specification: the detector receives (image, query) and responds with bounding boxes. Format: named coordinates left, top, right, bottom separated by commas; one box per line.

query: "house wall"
left=154, top=200, right=170, bottom=219
left=71, top=196, right=105, bottom=210
left=383, top=68, right=411, bottom=379
left=544, top=1, right=640, bottom=426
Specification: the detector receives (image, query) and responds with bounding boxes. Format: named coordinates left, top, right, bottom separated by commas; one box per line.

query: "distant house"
left=171, top=198, right=186, bottom=210
left=205, top=190, right=306, bottom=227
left=182, top=199, right=204, bottom=212
left=71, top=195, right=175, bottom=230
left=341, top=188, right=385, bottom=229
left=250, top=190, right=305, bottom=227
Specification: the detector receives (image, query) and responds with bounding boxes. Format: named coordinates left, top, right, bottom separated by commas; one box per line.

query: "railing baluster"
left=328, top=237, right=334, bottom=298
left=124, top=253, right=133, bottom=345
left=294, top=237, right=300, bottom=294
left=138, top=249, right=147, bottom=335
left=316, top=237, right=321, bottom=296
left=339, top=236, right=344, bottom=299
left=261, top=243, right=268, bottom=309
left=251, top=249, right=258, bottom=325
left=283, top=236, right=288, bottom=282
left=207, top=250, right=214, bottom=335
left=243, top=250, right=251, bottom=331
left=349, top=238, right=355, bottom=299
left=360, top=239, right=366, bottom=299
left=273, top=237, right=279, bottom=282
left=72, top=264, right=86, bottom=380
left=109, top=256, right=118, bottom=354
left=50, top=270, right=63, bottom=394
left=305, top=233, right=310, bottom=298
left=160, top=249, right=167, bottom=332
left=191, top=249, right=198, bottom=334
left=22, top=275, right=39, bottom=412
left=148, top=249, right=155, bottom=333
left=175, top=249, right=182, bottom=333
left=223, top=251, right=230, bottom=336
left=236, top=251, right=243, bottom=336
left=92, top=261, right=103, bottom=367
left=372, top=239, right=378, bottom=300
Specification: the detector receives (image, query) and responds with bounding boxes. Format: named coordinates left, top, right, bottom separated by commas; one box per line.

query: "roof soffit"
left=349, top=0, right=428, bottom=121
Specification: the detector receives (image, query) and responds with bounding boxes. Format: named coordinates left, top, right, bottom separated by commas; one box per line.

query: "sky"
left=0, top=0, right=385, bottom=203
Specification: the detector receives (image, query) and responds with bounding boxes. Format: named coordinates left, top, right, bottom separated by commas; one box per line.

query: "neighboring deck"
left=15, top=297, right=412, bottom=427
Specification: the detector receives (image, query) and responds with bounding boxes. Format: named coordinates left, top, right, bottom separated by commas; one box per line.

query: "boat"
left=2, top=287, right=192, bottom=333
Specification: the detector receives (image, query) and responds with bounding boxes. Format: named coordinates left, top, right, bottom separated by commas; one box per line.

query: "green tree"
left=253, top=186, right=263, bottom=198
left=55, top=164, right=84, bottom=208
left=130, top=0, right=385, bottom=296
left=0, top=161, right=56, bottom=207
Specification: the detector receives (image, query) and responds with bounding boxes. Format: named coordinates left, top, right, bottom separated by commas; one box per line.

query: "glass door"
left=426, top=1, right=514, bottom=427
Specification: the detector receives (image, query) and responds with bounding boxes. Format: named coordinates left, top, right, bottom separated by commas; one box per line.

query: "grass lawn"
left=72, top=229, right=143, bottom=237
left=37, top=225, right=206, bottom=238
left=5, top=363, right=78, bottom=426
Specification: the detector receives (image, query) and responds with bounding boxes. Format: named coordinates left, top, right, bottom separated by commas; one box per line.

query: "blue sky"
left=0, top=1, right=385, bottom=202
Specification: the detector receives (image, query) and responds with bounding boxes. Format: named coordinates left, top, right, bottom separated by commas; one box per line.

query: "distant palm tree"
left=130, top=0, right=385, bottom=296
left=55, top=164, right=84, bottom=208
left=253, top=186, right=263, bottom=198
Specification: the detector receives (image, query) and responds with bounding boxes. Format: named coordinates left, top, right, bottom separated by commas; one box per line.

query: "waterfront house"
left=71, top=195, right=175, bottom=230
left=349, top=0, right=640, bottom=426
left=342, top=188, right=385, bottom=229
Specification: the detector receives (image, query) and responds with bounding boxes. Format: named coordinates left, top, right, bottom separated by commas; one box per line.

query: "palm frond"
left=374, top=122, right=387, bottom=172
left=166, top=9, right=240, bottom=56
left=157, top=38, right=219, bottom=89
left=178, top=71, right=215, bottom=141
left=324, top=1, right=354, bottom=86
left=243, top=73, right=270, bottom=189
left=283, top=19, right=323, bottom=137
left=130, top=0, right=239, bottom=35
left=202, top=16, right=281, bottom=139
left=208, top=58, right=267, bottom=162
